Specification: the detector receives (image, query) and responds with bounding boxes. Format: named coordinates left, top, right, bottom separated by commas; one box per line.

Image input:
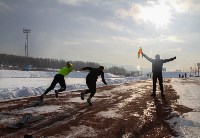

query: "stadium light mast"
left=23, top=28, right=31, bottom=70
left=23, top=28, right=31, bottom=57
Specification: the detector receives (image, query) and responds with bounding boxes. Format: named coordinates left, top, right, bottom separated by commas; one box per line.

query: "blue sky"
left=0, top=0, right=200, bottom=72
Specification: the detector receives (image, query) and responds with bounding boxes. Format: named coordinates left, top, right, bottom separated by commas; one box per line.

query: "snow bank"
left=0, top=70, right=146, bottom=100
left=0, top=70, right=120, bottom=78
left=0, top=70, right=56, bottom=78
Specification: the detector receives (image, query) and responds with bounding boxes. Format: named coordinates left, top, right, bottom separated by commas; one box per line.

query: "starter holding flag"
left=138, top=47, right=142, bottom=58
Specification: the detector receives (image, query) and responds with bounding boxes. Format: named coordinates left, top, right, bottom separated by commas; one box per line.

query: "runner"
left=80, top=66, right=107, bottom=105
left=40, top=62, right=72, bottom=101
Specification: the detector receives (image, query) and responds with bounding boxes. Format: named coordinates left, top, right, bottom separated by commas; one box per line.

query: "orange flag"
left=138, top=47, right=142, bottom=58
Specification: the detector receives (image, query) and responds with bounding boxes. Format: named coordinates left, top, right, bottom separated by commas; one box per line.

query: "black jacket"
left=82, top=67, right=107, bottom=84
left=143, top=54, right=176, bottom=73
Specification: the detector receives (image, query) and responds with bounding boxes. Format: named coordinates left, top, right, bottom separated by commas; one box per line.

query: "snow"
left=64, top=125, right=97, bottom=138
left=97, top=109, right=122, bottom=118
left=171, top=78, right=200, bottom=111
left=0, top=70, right=119, bottom=78
left=1, top=70, right=200, bottom=137
left=162, top=72, right=189, bottom=78
left=15, top=105, right=62, bottom=114
left=122, top=133, right=132, bottom=138
left=116, top=84, right=146, bottom=108
left=0, top=70, right=145, bottom=100
left=170, top=78, right=200, bottom=137
left=0, top=70, right=56, bottom=78
left=67, top=97, right=87, bottom=103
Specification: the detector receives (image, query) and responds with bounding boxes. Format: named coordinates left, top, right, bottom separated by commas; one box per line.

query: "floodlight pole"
left=23, top=28, right=31, bottom=57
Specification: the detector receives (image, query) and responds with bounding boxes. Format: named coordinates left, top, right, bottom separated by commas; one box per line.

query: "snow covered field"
left=0, top=70, right=145, bottom=100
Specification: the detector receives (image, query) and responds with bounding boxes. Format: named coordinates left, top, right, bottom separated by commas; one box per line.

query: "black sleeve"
left=163, top=57, right=176, bottom=63
left=82, top=67, right=93, bottom=71
left=101, top=72, right=107, bottom=85
left=143, top=54, right=153, bottom=62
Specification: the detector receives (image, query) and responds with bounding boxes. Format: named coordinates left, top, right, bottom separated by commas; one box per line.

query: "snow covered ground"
left=170, top=78, right=200, bottom=138
left=0, top=70, right=145, bottom=100
left=0, top=70, right=192, bottom=100
left=0, top=70, right=200, bottom=137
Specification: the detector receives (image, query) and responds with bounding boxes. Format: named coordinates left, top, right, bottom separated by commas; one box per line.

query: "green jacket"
left=58, top=64, right=73, bottom=77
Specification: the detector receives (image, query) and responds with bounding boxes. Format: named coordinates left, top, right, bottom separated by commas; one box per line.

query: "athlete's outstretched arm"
left=142, top=53, right=153, bottom=62
left=81, top=67, right=93, bottom=71
left=101, top=73, right=107, bottom=85
left=163, top=56, right=176, bottom=63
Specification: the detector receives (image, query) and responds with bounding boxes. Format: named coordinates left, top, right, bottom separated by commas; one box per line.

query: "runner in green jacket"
left=40, top=62, right=72, bottom=101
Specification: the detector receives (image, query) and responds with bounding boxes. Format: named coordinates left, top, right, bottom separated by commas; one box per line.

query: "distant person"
left=179, top=74, right=181, bottom=78
left=40, top=62, right=73, bottom=101
left=142, top=53, right=176, bottom=97
left=185, top=73, right=187, bottom=78
left=80, top=66, right=107, bottom=106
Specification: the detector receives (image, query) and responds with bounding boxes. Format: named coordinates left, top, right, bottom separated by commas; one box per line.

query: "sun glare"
left=140, top=3, right=171, bottom=29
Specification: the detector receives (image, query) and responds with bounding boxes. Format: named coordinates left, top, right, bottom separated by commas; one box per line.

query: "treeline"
left=0, top=54, right=99, bottom=69
left=0, top=53, right=139, bottom=76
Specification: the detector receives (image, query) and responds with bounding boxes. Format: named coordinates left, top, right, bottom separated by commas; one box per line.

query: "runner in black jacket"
left=142, top=53, right=176, bottom=97
left=81, top=66, right=107, bottom=105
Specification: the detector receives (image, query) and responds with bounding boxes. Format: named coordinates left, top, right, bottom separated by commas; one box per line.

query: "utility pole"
left=23, top=28, right=31, bottom=70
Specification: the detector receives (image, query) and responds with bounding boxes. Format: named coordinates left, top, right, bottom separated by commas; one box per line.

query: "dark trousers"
left=85, top=77, right=96, bottom=98
left=44, top=74, right=66, bottom=95
left=152, top=73, right=163, bottom=94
